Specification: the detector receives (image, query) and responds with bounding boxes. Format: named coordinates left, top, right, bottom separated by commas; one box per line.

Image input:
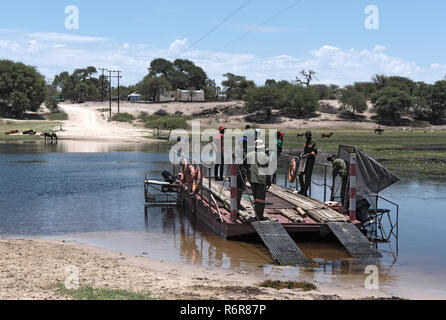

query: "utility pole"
left=112, top=70, right=122, bottom=114
left=109, top=70, right=112, bottom=119
left=107, top=70, right=123, bottom=119
left=99, top=68, right=107, bottom=102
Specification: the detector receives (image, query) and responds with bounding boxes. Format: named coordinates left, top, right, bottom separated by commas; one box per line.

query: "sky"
left=0, top=0, right=445, bottom=86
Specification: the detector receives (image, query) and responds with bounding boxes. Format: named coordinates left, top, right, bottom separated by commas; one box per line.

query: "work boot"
left=255, top=203, right=266, bottom=221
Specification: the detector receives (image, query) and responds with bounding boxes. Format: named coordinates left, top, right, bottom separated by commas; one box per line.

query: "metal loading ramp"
left=252, top=221, right=309, bottom=266
left=327, top=222, right=382, bottom=261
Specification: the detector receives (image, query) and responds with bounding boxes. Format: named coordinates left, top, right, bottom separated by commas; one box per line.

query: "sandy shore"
left=0, top=238, right=396, bottom=300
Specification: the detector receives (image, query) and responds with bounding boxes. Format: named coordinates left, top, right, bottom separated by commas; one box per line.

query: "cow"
left=297, top=132, right=305, bottom=138
left=322, top=132, right=334, bottom=139
left=23, top=130, right=37, bottom=135
left=5, top=130, right=19, bottom=135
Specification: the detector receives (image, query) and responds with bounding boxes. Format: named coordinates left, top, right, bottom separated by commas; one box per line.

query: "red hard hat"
left=219, top=126, right=227, bottom=132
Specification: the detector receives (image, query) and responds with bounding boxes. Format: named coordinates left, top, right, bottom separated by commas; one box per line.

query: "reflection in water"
left=1, top=140, right=445, bottom=298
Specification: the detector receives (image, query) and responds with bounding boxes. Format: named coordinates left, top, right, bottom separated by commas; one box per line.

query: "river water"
left=1, top=140, right=445, bottom=299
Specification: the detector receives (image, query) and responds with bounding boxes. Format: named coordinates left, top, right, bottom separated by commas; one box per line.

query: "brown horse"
left=322, top=132, right=334, bottom=139
left=41, top=132, right=58, bottom=143
left=297, top=132, right=305, bottom=138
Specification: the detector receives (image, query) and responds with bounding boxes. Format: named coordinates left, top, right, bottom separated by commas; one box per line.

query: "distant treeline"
left=1, top=58, right=445, bottom=124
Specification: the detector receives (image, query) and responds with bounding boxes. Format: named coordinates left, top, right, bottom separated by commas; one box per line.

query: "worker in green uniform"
left=327, top=154, right=348, bottom=206
left=243, top=140, right=271, bottom=221
left=298, top=131, right=318, bottom=197
left=272, top=131, right=285, bottom=184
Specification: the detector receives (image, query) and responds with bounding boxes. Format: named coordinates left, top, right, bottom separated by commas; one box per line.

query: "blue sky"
left=1, top=0, right=445, bottom=86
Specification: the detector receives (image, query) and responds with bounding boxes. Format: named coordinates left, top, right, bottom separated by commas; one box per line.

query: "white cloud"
left=167, top=38, right=188, bottom=56
left=1, top=30, right=445, bottom=86
left=28, top=32, right=108, bottom=43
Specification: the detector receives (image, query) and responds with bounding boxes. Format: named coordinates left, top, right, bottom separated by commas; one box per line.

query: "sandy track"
left=58, top=104, right=151, bottom=142
left=0, top=238, right=394, bottom=300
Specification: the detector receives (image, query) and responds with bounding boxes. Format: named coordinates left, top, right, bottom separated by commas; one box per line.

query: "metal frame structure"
left=278, top=149, right=399, bottom=259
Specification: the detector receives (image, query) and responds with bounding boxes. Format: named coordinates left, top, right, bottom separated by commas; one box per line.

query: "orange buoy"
left=289, top=158, right=297, bottom=183
left=181, top=158, right=188, bottom=175
left=187, top=165, right=196, bottom=184
left=195, top=166, right=202, bottom=181
left=191, top=181, right=201, bottom=194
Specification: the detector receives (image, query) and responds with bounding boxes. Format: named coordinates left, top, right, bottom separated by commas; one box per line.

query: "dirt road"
left=59, top=104, right=151, bottom=142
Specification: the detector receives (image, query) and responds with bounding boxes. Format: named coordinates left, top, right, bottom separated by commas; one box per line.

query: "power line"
left=218, top=0, right=305, bottom=51
left=175, top=0, right=253, bottom=59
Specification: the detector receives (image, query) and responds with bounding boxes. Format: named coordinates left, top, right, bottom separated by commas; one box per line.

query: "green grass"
left=111, top=112, right=136, bottom=123
left=46, top=112, right=69, bottom=121
left=56, top=283, right=154, bottom=300
left=188, top=127, right=446, bottom=179
left=258, top=280, right=317, bottom=291
left=0, top=120, right=61, bottom=140
left=279, top=129, right=446, bottom=178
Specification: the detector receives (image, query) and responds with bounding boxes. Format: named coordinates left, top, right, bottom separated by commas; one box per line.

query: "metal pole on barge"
left=349, top=153, right=357, bottom=222
left=230, top=164, right=238, bottom=222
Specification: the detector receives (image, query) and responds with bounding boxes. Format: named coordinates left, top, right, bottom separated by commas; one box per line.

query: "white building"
left=127, top=92, right=142, bottom=102
left=156, top=89, right=205, bottom=103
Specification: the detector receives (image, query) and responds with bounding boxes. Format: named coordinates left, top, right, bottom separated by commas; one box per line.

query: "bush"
left=410, top=120, right=430, bottom=128
left=111, top=113, right=135, bottom=123
left=143, top=115, right=190, bottom=131
left=319, top=102, right=338, bottom=114
left=154, top=109, right=169, bottom=116
left=371, top=87, right=413, bottom=122
left=280, top=85, right=319, bottom=116
left=47, top=112, right=68, bottom=121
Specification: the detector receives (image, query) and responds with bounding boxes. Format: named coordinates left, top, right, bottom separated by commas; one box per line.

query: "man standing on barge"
left=298, top=131, right=318, bottom=197
left=243, top=140, right=271, bottom=221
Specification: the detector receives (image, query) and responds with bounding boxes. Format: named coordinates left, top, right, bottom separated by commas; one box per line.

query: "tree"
left=372, top=74, right=388, bottom=90
left=276, top=84, right=319, bottom=116
left=339, top=88, right=368, bottom=115
left=148, top=58, right=173, bottom=78
left=147, top=58, right=208, bottom=90
left=74, top=82, right=89, bottom=103
left=371, top=87, right=413, bottom=121
left=311, top=84, right=331, bottom=100
left=204, top=79, right=219, bottom=101
left=0, top=60, right=46, bottom=117
left=353, top=82, right=376, bottom=99
left=45, top=84, right=60, bottom=113
left=244, top=86, right=281, bottom=116
left=386, top=76, right=416, bottom=95
left=139, top=76, right=171, bottom=102
left=265, top=79, right=277, bottom=86
left=295, top=70, right=318, bottom=87
left=53, top=67, right=101, bottom=102
left=427, top=81, right=446, bottom=121
left=9, top=91, right=30, bottom=117
left=222, top=73, right=255, bottom=100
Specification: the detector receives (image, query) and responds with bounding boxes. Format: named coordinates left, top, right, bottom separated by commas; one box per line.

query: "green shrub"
left=143, top=114, right=190, bottom=131
left=111, top=112, right=135, bottom=123
left=410, top=120, right=430, bottom=128
left=47, top=112, right=68, bottom=121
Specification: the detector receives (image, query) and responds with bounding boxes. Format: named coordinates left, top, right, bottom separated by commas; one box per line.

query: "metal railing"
left=279, top=153, right=332, bottom=203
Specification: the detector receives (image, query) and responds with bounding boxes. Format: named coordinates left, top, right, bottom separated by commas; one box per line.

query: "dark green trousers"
left=298, top=161, right=314, bottom=196
left=251, top=183, right=267, bottom=220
